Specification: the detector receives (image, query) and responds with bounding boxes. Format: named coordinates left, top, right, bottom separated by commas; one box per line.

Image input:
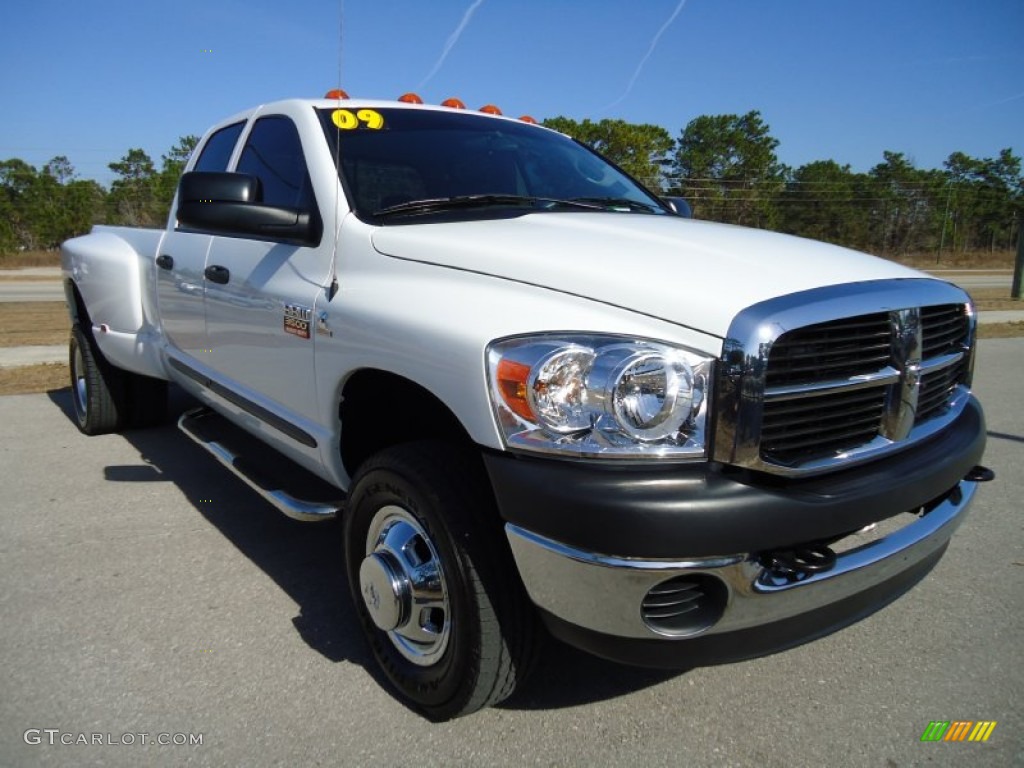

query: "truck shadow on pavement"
left=500, top=641, right=681, bottom=712
left=47, top=387, right=366, bottom=663
left=47, top=386, right=684, bottom=713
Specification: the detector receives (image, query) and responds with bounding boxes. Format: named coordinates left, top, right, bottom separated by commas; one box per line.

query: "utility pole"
left=1013, top=211, right=1023, bottom=299
left=936, top=181, right=952, bottom=265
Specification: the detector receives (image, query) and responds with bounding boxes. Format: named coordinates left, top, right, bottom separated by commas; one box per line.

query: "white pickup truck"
left=62, top=94, right=992, bottom=719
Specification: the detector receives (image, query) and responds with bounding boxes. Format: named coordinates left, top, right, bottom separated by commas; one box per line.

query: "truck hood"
left=370, top=213, right=924, bottom=337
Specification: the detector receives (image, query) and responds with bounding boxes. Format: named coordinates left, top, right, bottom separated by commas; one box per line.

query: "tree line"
left=2, top=112, right=1020, bottom=259
left=546, top=112, right=1022, bottom=257
left=0, top=136, right=198, bottom=254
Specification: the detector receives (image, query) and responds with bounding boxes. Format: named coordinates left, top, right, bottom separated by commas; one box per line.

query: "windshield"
left=316, top=107, right=668, bottom=223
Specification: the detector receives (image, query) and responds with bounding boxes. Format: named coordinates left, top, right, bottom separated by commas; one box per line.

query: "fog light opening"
left=641, top=573, right=728, bottom=637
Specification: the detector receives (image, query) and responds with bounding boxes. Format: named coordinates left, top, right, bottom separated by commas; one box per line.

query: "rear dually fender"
left=61, top=225, right=168, bottom=379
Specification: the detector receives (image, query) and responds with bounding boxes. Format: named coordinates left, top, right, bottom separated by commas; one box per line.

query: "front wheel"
left=344, top=441, right=538, bottom=720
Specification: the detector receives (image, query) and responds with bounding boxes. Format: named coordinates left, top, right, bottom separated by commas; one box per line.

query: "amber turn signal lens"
left=496, top=359, right=533, bottom=421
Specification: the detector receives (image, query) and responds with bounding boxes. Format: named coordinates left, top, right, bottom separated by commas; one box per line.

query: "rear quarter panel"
left=61, top=225, right=167, bottom=378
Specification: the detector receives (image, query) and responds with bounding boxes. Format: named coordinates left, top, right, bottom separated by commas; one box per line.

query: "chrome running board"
left=177, top=406, right=342, bottom=522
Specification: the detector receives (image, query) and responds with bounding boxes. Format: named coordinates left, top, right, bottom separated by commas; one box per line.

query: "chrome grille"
left=918, top=359, right=965, bottom=421
left=762, top=307, right=969, bottom=465
left=765, top=313, right=892, bottom=388
left=715, top=281, right=975, bottom=476
left=761, top=387, right=888, bottom=463
left=922, top=304, right=969, bottom=358
left=917, top=304, right=969, bottom=423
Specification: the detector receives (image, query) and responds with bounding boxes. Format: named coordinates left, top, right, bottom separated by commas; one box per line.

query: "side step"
left=177, top=406, right=343, bottom=522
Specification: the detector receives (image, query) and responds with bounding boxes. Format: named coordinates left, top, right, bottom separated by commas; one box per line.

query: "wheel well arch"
left=65, top=280, right=89, bottom=327
left=338, top=369, right=476, bottom=478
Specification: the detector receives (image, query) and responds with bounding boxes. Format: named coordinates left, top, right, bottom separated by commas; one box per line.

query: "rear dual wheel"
left=69, top=323, right=167, bottom=434
left=344, top=441, right=538, bottom=720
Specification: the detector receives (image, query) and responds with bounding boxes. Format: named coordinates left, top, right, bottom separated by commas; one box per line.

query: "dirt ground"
left=979, top=321, right=1024, bottom=338
left=0, top=250, right=61, bottom=269
left=0, top=363, right=68, bottom=396
left=0, top=302, right=70, bottom=347
left=0, top=301, right=71, bottom=394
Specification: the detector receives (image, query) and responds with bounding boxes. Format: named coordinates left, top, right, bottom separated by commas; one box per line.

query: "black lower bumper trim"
left=484, top=396, right=986, bottom=558
left=541, top=543, right=947, bottom=669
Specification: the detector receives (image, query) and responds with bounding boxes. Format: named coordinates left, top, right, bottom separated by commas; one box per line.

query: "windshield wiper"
left=568, top=197, right=662, bottom=213
left=373, top=194, right=605, bottom=218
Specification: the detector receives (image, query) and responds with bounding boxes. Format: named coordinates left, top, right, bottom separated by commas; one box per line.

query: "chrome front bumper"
left=506, top=477, right=980, bottom=641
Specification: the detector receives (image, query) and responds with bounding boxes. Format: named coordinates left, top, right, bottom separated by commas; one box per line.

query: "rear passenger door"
left=202, top=115, right=331, bottom=426
left=157, top=121, right=244, bottom=359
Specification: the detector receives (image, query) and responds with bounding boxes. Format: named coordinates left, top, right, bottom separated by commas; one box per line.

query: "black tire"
left=69, top=323, right=126, bottom=435
left=344, top=441, right=538, bottom=720
left=69, top=323, right=168, bottom=433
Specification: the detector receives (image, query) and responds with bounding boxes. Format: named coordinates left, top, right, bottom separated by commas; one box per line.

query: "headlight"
left=487, top=335, right=713, bottom=459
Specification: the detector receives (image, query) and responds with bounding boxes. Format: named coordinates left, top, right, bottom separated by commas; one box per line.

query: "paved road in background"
left=0, top=269, right=63, bottom=302
left=931, top=269, right=1015, bottom=291
left=0, top=280, right=65, bottom=302
left=1, top=339, right=1021, bottom=766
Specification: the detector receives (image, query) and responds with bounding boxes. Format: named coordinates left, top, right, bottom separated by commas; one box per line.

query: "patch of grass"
left=969, top=288, right=1023, bottom=311
left=978, top=322, right=1024, bottom=339
left=893, top=249, right=1016, bottom=270
left=0, top=362, right=69, bottom=395
left=0, top=250, right=61, bottom=269
left=0, top=302, right=70, bottom=347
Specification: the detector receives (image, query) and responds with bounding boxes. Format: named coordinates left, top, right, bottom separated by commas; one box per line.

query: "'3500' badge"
left=283, top=303, right=312, bottom=340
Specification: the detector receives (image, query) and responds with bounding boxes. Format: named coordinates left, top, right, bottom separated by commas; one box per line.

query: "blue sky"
left=1, top=0, right=1021, bottom=187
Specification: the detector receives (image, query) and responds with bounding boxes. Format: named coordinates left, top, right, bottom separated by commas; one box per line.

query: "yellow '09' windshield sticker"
left=331, top=109, right=384, bottom=130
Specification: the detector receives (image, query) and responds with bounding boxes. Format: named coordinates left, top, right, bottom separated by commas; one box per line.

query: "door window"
left=236, top=117, right=315, bottom=209
left=193, top=122, right=244, bottom=172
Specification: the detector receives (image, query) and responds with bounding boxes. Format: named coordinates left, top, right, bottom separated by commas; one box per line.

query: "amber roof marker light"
left=319, top=89, right=534, bottom=120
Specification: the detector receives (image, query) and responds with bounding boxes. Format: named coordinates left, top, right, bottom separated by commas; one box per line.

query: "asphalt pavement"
left=930, top=269, right=1017, bottom=290
left=0, top=268, right=64, bottom=304
left=0, top=340, right=1021, bottom=767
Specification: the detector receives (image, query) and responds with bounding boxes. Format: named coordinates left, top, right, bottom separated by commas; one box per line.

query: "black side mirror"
left=176, top=172, right=321, bottom=246
left=663, top=196, right=693, bottom=218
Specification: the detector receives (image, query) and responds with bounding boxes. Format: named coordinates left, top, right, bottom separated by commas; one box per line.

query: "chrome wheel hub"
left=360, top=505, right=450, bottom=666
left=72, top=344, right=87, bottom=419
left=359, top=552, right=408, bottom=632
